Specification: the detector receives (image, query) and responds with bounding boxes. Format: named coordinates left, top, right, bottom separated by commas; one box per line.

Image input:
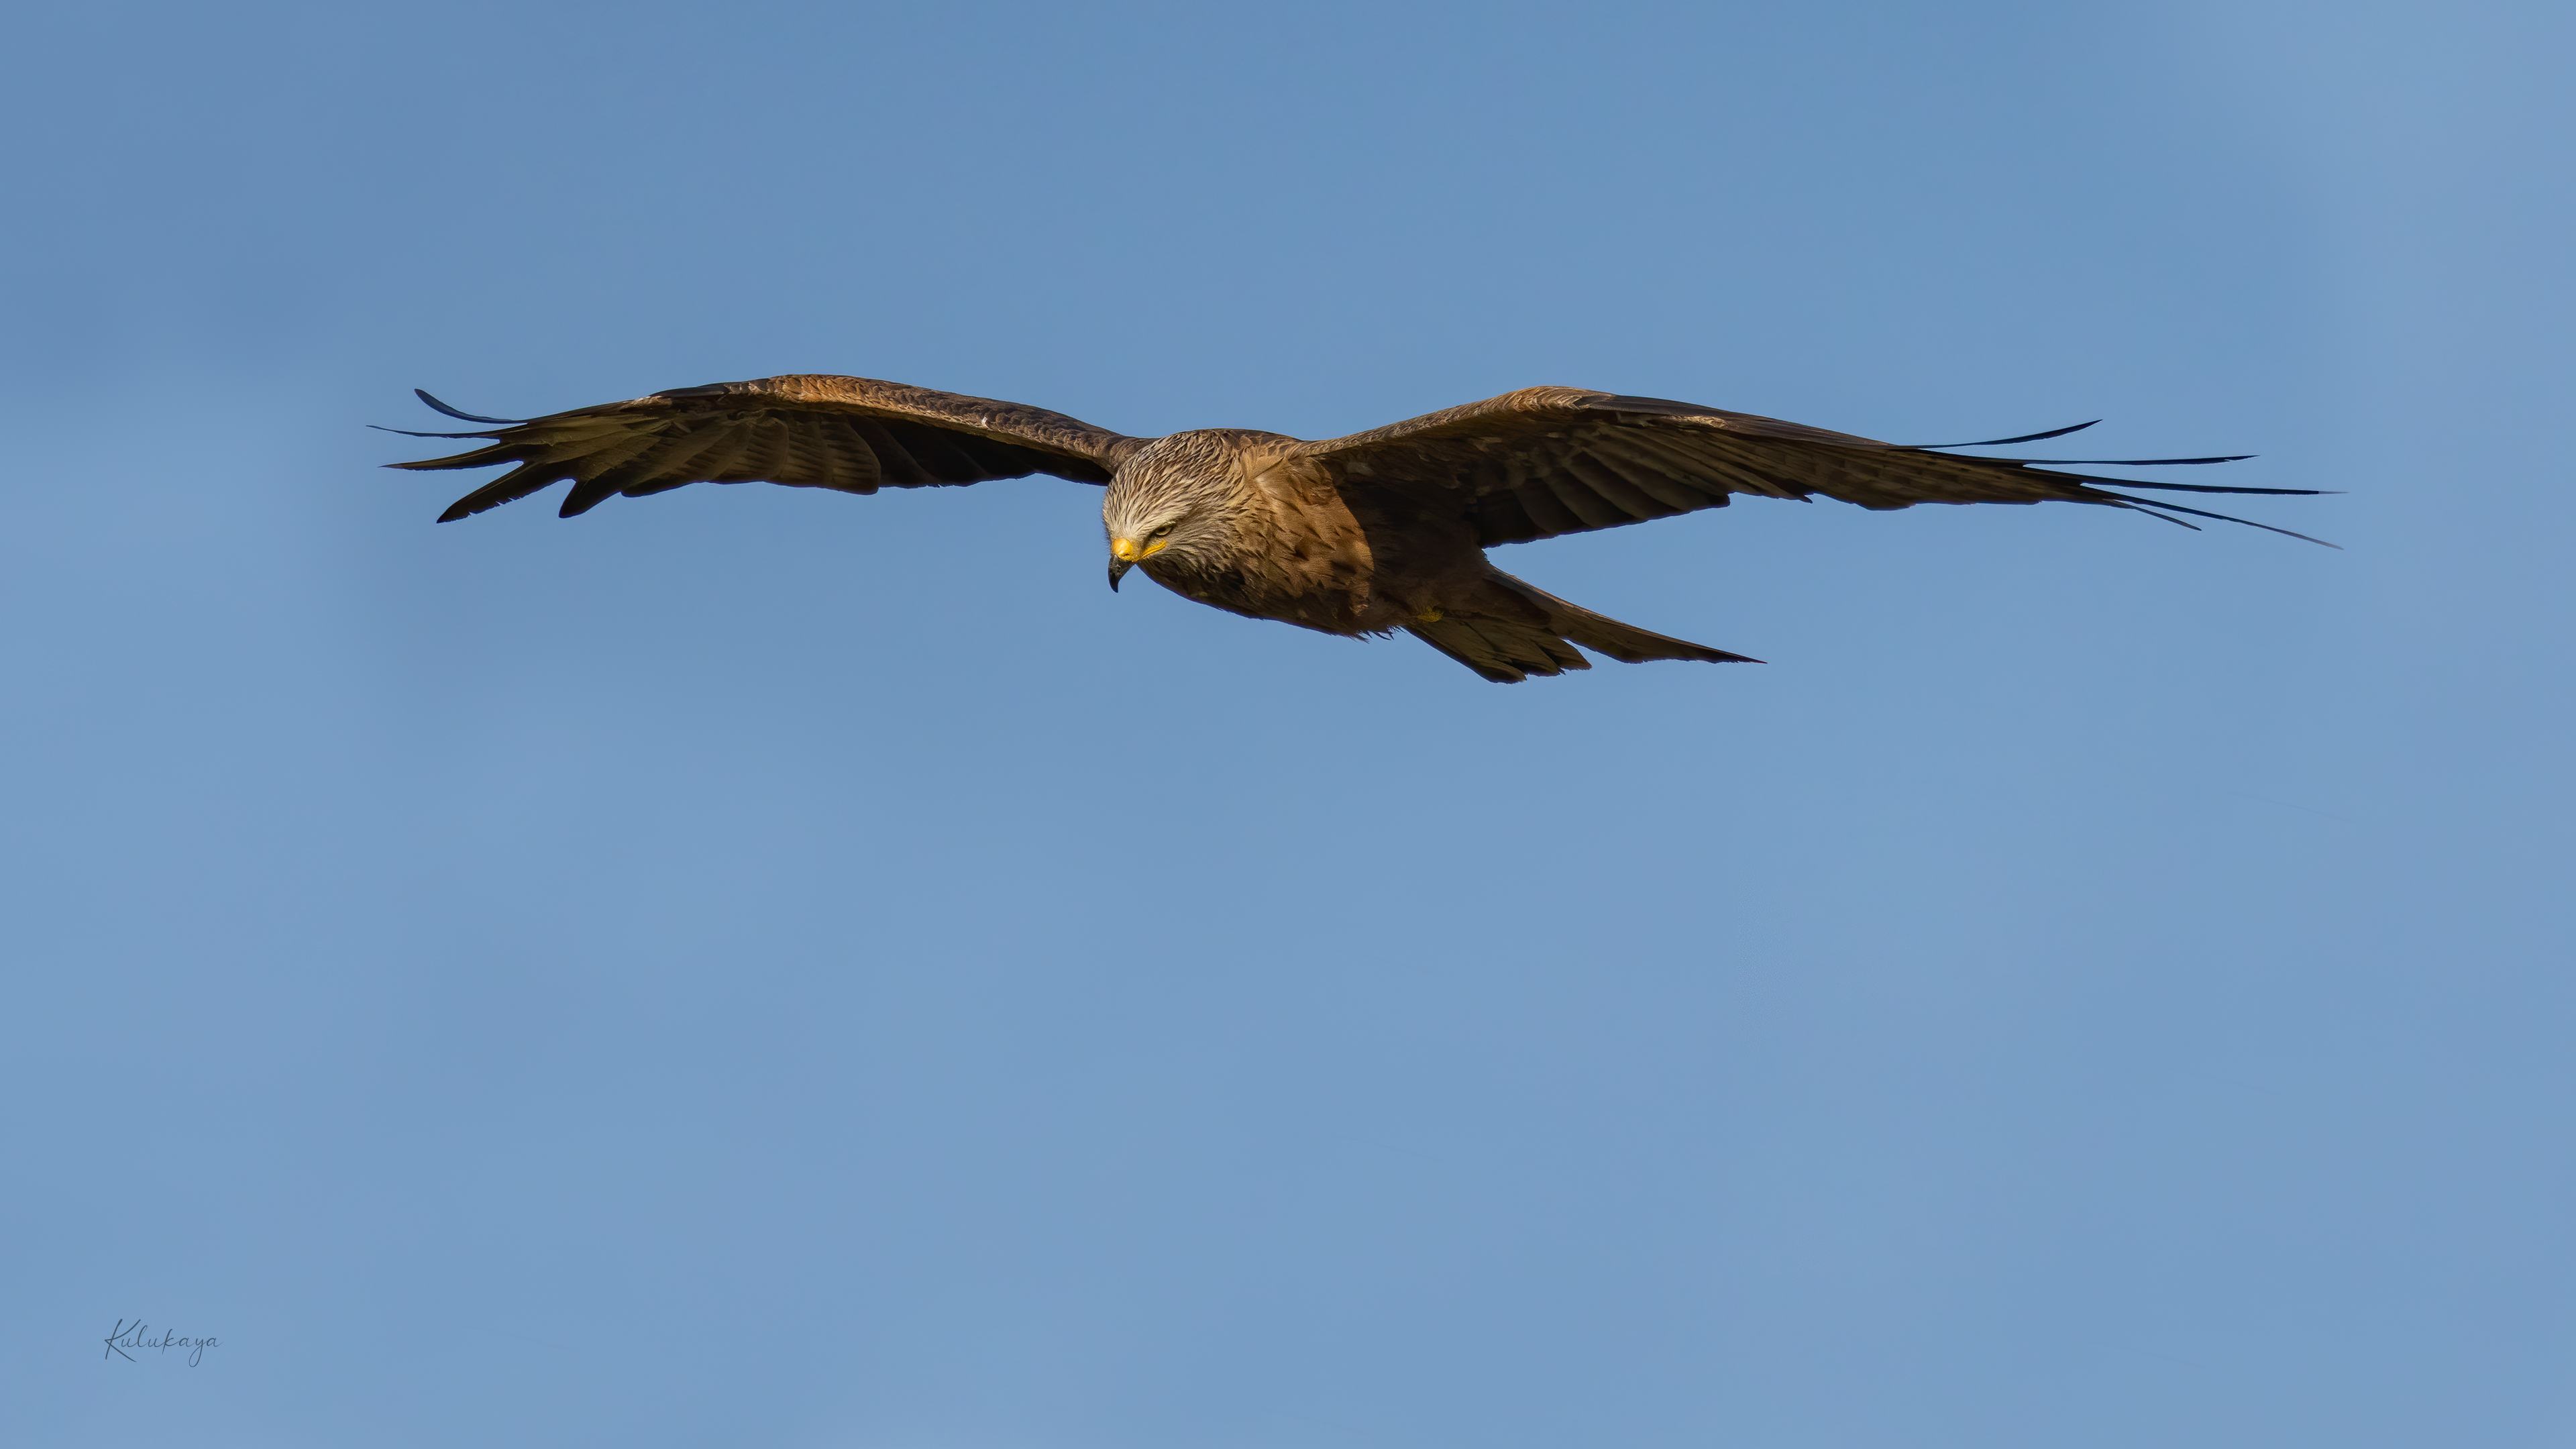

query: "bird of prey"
left=385, top=374, right=2324, bottom=682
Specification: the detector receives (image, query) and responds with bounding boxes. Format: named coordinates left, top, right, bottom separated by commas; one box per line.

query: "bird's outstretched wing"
left=384, top=374, right=1146, bottom=522
left=1296, top=387, right=2331, bottom=546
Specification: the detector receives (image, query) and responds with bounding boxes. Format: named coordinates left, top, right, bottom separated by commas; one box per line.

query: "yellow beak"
left=1107, top=535, right=1171, bottom=590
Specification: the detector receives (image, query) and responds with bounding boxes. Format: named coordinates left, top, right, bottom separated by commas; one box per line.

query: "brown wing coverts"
left=390, top=374, right=1139, bottom=522
left=1299, top=387, right=2299, bottom=547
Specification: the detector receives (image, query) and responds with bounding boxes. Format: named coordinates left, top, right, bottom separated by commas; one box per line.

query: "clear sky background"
left=3, top=1, right=2569, bottom=1444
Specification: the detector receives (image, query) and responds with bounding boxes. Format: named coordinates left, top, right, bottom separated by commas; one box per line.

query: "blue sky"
left=3, top=1, right=2570, bottom=1444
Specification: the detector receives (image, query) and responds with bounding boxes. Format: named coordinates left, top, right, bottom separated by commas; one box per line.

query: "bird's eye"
left=1149, top=525, right=1175, bottom=539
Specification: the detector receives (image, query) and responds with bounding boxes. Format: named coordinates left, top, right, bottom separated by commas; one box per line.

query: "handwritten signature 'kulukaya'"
left=104, top=1320, right=217, bottom=1366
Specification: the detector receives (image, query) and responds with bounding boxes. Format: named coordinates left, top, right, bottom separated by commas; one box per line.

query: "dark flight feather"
left=2088, top=492, right=2341, bottom=547
left=1964, top=454, right=2253, bottom=466
left=1898, top=421, right=2102, bottom=447
left=415, top=390, right=529, bottom=425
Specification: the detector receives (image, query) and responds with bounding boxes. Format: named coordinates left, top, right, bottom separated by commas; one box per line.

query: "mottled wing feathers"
left=1298, top=386, right=2328, bottom=546
left=386, top=374, right=1143, bottom=522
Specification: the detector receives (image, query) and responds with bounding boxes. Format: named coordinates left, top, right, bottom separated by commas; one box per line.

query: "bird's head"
left=1102, top=433, right=1254, bottom=591
left=1103, top=513, right=1183, bottom=590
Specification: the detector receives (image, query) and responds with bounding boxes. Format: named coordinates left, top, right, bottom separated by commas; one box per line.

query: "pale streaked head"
left=1102, top=432, right=1255, bottom=591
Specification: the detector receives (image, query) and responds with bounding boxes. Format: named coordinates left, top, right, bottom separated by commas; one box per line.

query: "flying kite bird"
left=385, top=375, right=2326, bottom=682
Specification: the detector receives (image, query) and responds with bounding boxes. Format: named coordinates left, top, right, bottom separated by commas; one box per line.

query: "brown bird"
left=385, top=374, right=2325, bottom=682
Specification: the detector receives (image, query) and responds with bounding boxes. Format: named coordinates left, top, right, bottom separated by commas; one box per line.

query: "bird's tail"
left=1403, top=572, right=1760, bottom=684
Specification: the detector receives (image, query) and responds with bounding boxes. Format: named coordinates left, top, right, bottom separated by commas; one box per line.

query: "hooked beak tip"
left=1108, top=559, right=1132, bottom=591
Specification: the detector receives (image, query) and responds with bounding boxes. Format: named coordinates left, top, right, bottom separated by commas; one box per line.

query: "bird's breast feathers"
left=1141, top=457, right=1385, bottom=634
